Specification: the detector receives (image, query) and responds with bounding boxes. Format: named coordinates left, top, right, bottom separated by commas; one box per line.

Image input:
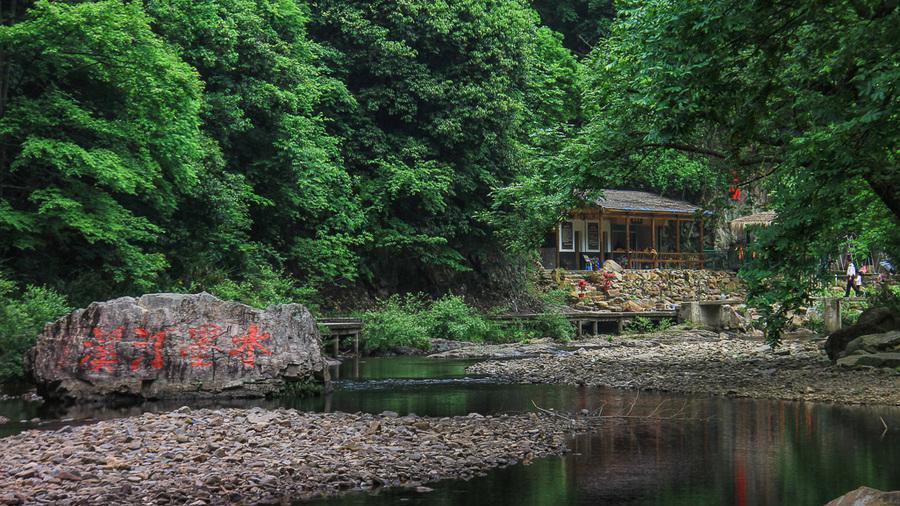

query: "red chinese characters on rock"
left=183, top=324, right=227, bottom=368
left=77, top=323, right=274, bottom=373
left=130, top=327, right=168, bottom=371
left=227, top=323, right=272, bottom=367
left=79, top=326, right=125, bottom=373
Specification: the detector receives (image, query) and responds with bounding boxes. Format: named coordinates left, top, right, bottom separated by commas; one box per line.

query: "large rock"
left=826, top=307, right=900, bottom=361
left=843, top=330, right=900, bottom=356
left=825, top=486, right=900, bottom=506
left=26, top=293, right=328, bottom=402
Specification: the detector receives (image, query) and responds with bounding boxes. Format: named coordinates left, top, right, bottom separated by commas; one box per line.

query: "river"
left=2, top=356, right=899, bottom=504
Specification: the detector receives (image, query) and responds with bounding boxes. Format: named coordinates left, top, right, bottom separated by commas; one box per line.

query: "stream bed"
left=2, top=356, right=899, bottom=504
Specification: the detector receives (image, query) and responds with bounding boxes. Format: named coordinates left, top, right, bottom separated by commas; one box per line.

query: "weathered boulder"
left=720, top=305, right=749, bottom=332
left=26, top=293, right=328, bottom=402
left=601, top=259, right=623, bottom=273
left=826, top=307, right=900, bottom=361
left=825, top=486, right=900, bottom=506
left=843, top=330, right=900, bottom=356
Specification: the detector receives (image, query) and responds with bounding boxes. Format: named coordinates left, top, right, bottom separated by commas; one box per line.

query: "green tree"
left=568, top=0, right=900, bottom=341
left=308, top=0, right=576, bottom=295
left=146, top=0, right=364, bottom=296
left=0, top=275, right=70, bottom=382
left=530, top=0, right=615, bottom=56
left=0, top=0, right=203, bottom=300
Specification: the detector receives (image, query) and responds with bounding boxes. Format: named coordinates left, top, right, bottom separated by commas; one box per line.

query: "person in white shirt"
left=844, top=256, right=860, bottom=297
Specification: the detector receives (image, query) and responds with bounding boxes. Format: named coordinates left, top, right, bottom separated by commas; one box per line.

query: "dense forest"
left=1, top=0, right=897, bottom=317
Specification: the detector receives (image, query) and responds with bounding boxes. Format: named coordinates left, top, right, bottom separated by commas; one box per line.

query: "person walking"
left=854, top=268, right=863, bottom=297
left=844, top=256, right=860, bottom=297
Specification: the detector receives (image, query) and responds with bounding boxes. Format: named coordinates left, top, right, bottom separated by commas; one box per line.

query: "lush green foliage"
left=495, top=0, right=899, bottom=341
left=1, top=0, right=579, bottom=309
left=2, top=0, right=894, bottom=344
left=426, top=295, right=493, bottom=343
left=0, top=277, right=70, bottom=382
left=146, top=0, right=363, bottom=295
left=308, top=0, right=576, bottom=292
left=0, top=0, right=203, bottom=298
left=531, top=0, right=615, bottom=55
left=361, top=293, right=574, bottom=352
left=528, top=312, right=575, bottom=341
left=623, top=316, right=674, bottom=335
left=362, top=295, right=432, bottom=352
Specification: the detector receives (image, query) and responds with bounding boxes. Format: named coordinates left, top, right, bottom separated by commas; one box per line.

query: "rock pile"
left=563, top=269, right=745, bottom=312
left=0, top=407, right=582, bottom=505
left=467, top=330, right=900, bottom=406
left=26, top=293, right=328, bottom=402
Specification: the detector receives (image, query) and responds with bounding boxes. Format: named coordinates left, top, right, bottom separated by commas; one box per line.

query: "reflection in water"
left=2, top=356, right=899, bottom=504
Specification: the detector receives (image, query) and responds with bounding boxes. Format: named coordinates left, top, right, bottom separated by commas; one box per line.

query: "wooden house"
left=539, top=190, right=708, bottom=270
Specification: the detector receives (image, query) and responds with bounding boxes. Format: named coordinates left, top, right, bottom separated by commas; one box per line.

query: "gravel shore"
left=0, top=407, right=583, bottom=505
left=465, top=330, right=900, bottom=406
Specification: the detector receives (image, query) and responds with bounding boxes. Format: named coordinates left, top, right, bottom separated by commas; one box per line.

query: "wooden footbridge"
left=490, top=310, right=677, bottom=337
left=318, top=310, right=678, bottom=356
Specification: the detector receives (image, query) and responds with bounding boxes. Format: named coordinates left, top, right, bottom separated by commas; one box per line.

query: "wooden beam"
left=651, top=217, right=658, bottom=269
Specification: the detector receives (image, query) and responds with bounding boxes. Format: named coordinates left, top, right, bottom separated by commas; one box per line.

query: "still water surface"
left=2, top=356, right=899, bottom=505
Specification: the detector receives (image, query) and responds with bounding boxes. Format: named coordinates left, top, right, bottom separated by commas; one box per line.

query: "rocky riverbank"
left=464, top=330, right=900, bottom=406
left=0, top=407, right=583, bottom=505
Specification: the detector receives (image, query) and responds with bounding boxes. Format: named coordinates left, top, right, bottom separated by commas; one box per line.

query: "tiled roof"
left=730, top=211, right=776, bottom=225
left=595, top=190, right=702, bottom=214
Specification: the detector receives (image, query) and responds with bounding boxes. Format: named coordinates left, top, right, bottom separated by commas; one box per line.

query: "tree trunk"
left=865, top=176, right=900, bottom=221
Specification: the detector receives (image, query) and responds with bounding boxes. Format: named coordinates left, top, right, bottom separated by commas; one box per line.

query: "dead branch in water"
left=531, top=394, right=713, bottom=425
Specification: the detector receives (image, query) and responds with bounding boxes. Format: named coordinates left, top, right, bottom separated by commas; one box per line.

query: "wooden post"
left=675, top=220, right=681, bottom=268
left=354, top=332, right=359, bottom=356
left=625, top=217, right=631, bottom=268
left=333, top=336, right=339, bottom=357
left=592, top=320, right=598, bottom=336
left=555, top=223, right=560, bottom=269
left=651, top=217, right=658, bottom=269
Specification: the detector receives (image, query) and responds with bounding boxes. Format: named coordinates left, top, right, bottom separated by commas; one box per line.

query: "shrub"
left=623, top=316, right=674, bottom=334
left=207, top=265, right=316, bottom=310
left=362, top=294, right=430, bottom=352
left=624, top=316, right=655, bottom=334
left=540, top=289, right=570, bottom=307
left=529, top=312, right=575, bottom=341
left=0, top=278, right=71, bottom=382
left=867, top=282, right=900, bottom=315
left=426, top=295, right=492, bottom=343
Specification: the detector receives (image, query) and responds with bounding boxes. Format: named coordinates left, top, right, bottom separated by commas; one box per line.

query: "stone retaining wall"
left=560, top=269, right=746, bottom=312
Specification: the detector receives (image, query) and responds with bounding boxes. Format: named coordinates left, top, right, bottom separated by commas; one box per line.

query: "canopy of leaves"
left=530, top=0, right=615, bottom=56
left=0, top=0, right=203, bottom=297
left=308, top=0, right=577, bottom=293
left=564, top=0, right=900, bottom=340
left=146, top=0, right=364, bottom=295
left=0, top=0, right=580, bottom=308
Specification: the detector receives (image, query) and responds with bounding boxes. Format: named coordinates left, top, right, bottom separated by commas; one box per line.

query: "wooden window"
left=559, top=221, right=574, bottom=252
left=585, top=221, right=601, bottom=252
